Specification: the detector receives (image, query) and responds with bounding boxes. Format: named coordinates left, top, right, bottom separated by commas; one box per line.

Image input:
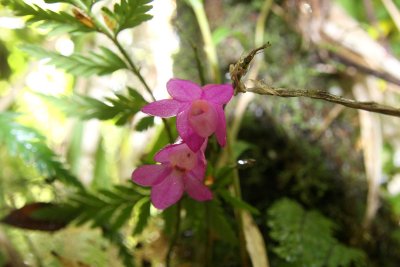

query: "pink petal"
left=183, top=133, right=205, bottom=153
left=151, top=171, right=184, bottom=209
left=191, top=153, right=207, bottom=179
left=214, top=104, right=227, bottom=147
left=141, top=99, right=182, bottom=117
left=176, top=109, right=205, bottom=152
left=202, top=84, right=233, bottom=104
left=131, top=165, right=170, bottom=186
left=154, top=143, right=180, bottom=163
left=167, top=79, right=202, bottom=102
left=184, top=174, right=213, bottom=201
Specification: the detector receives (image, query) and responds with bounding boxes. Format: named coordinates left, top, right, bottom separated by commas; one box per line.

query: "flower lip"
left=168, top=145, right=197, bottom=171
left=188, top=99, right=218, bottom=138
left=190, top=99, right=210, bottom=116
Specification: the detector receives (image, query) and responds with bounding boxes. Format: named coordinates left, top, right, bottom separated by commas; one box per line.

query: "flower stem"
left=166, top=201, right=182, bottom=267
left=187, top=0, right=221, bottom=83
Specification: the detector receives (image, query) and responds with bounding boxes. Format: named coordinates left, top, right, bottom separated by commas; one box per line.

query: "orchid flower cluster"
left=131, top=79, right=234, bottom=209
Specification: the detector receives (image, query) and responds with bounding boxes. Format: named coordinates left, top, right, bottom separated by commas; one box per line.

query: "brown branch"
left=230, top=44, right=400, bottom=118
left=246, top=82, right=400, bottom=117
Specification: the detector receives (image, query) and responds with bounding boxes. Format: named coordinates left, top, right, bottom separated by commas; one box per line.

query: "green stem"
left=76, top=2, right=174, bottom=142
left=226, top=133, right=249, bottom=267
left=255, top=0, right=273, bottom=47
left=187, top=0, right=221, bottom=83
left=110, top=37, right=155, bottom=101
left=221, top=1, right=273, bottom=266
left=110, top=37, right=174, bottom=142
left=189, top=41, right=207, bottom=85
left=166, top=201, right=182, bottom=267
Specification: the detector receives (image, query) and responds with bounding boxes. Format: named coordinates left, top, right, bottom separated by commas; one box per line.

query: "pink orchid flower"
left=142, top=78, right=233, bottom=152
left=131, top=142, right=212, bottom=209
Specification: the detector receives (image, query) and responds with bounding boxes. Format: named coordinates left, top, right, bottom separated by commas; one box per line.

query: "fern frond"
left=43, top=0, right=103, bottom=10
left=0, top=113, right=83, bottom=189
left=101, top=0, right=153, bottom=35
left=31, top=184, right=148, bottom=230
left=39, top=87, right=149, bottom=126
left=26, top=185, right=145, bottom=266
left=21, top=44, right=128, bottom=77
left=3, top=0, right=96, bottom=34
left=267, top=198, right=366, bottom=267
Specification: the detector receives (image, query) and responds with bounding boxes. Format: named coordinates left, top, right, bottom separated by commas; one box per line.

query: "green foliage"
left=101, top=0, right=153, bottom=36
left=21, top=44, right=128, bottom=77
left=267, top=198, right=366, bottom=267
left=132, top=197, right=151, bottom=235
left=3, top=0, right=96, bottom=34
left=44, top=0, right=102, bottom=10
left=39, top=87, right=147, bottom=126
left=218, top=189, right=259, bottom=215
left=0, top=250, right=6, bottom=266
left=31, top=184, right=148, bottom=266
left=65, top=185, right=143, bottom=229
left=0, top=112, right=83, bottom=189
left=162, top=204, right=178, bottom=237
left=135, top=116, right=154, bottom=131
left=208, top=199, right=237, bottom=244
left=92, top=137, right=112, bottom=190
left=212, top=165, right=235, bottom=189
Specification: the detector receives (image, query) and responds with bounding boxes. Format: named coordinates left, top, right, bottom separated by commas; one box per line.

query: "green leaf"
left=135, top=116, right=154, bottom=131
left=102, top=0, right=153, bottom=35
left=59, top=184, right=143, bottom=228
left=111, top=205, right=134, bottom=231
left=233, top=140, right=252, bottom=160
left=208, top=200, right=237, bottom=244
left=21, top=44, right=128, bottom=76
left=132, top=197, right=151, bottom=235
left=4, top=0, right=95, bottom=34
left=0, top=112, right=84, bottom=189
left=212, top=27, right=231, bottom=45
left=218, top=190, right=260, bottom=215
left=162, top=204, right=178, bottom=237
left=267, top=198, right=366, bottom=267
left=38, top=88, right=145, bottom=125
left=23, top=185, right=139, bottom=265
left=92, top=137, right=112, bottom=190
left=44, top=0, right=103, bottom=10
left=213, top=165, right=235, bottom=189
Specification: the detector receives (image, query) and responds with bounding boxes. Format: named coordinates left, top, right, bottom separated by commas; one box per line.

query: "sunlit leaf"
left=21, top=44, right=128, bottom=76
left=4, top=0, right=95, bottom=34
left=132, top=197, right=151, bottom=235
left=0, top=113, right=84, bottom=189
left=44, top=0, right=103, bottom=10
left=101, top=0, right=153, bottom=35
left=38, top=88, right=146, bottom=125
